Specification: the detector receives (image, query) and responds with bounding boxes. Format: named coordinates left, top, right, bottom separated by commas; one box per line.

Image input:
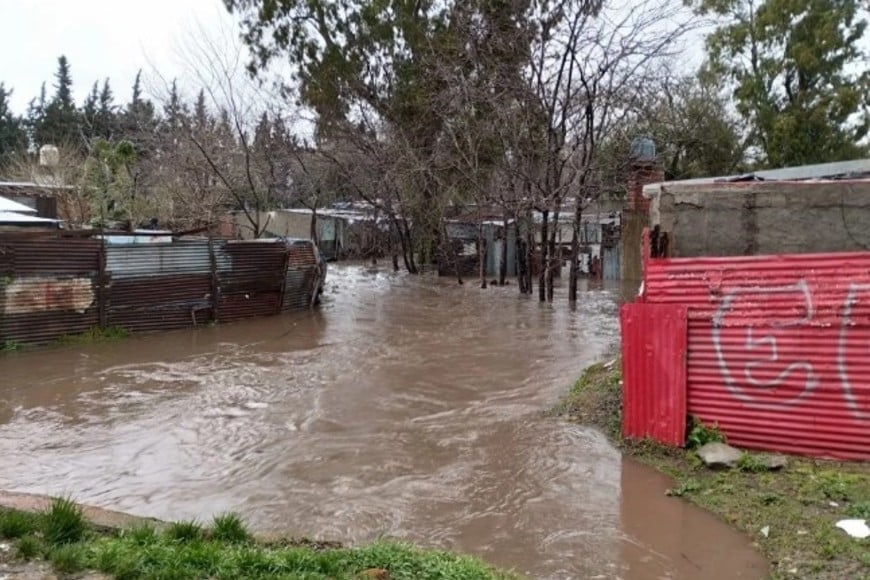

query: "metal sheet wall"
left=0, top=235, right=101, bottom=344
left=620, top=303, right=688, bottom=445
left=642, top=251, right=870, bottom=459
left=0, top=235, right=322, bottom=345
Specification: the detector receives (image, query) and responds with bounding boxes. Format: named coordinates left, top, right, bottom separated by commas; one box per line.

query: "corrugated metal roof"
left=643, top=157, right=870, bottom=197
left=0, top=196, right=38, bottom=214
left=642, top=251, right=870, bottom=459
left=0, top=211, right=59, bottom=224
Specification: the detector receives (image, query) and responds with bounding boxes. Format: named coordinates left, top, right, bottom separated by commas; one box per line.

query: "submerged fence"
left=621, top=247, right=870, bottom=460
left=0, top=234, right=322, bottom=345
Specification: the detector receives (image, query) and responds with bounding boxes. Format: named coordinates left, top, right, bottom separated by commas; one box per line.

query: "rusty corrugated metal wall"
left=0, top=234, right=322, bottom=345
left=636, top=251, right=870, bottom=459
left=0, top=235, right=102, bottom=344
left=620, top=303, right=688, bottom=445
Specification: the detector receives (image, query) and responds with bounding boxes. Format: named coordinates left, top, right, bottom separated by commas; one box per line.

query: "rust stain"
left=2, top=276, right=95, bottom=315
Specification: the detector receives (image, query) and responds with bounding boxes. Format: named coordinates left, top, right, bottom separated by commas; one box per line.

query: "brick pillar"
left=621, top=160, right=664, bottom=282
left=626, top=161, right=664, bottom=213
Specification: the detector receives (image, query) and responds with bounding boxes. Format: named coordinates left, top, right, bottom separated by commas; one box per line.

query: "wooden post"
left=97, top=236, right=108, bottom=329
left=207, top=236, right=220, bottom=323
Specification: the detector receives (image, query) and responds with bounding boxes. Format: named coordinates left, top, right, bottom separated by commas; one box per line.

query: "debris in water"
left=835, top=519, right=870, bottom=539
left=828, top=501, right=840, bottom=508
left=760, top=526, right=770, bottom=538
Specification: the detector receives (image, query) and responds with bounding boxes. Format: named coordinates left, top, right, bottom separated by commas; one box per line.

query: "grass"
left=0, top=499, right=516, bottom=579
left=43, top=496, right=87, bottom=545
left=55, top=325, right=130, bottom=345
left=559, top=357, right=870, bottom=580
left=211, top=512, right=252, bottom=544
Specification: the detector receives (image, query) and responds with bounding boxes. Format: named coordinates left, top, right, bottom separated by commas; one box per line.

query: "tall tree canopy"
left=691, top=0, right=870, bottom=167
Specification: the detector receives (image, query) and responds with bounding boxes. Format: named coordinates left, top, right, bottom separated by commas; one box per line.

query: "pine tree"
left=82, top=81, right=100, bottom=140
left=38, top=55, right=81, bottom=148
left=96, top=79, right=116, bottom=139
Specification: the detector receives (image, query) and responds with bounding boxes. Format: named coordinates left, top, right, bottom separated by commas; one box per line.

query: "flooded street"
left=0, top=265, right=766, bottom=579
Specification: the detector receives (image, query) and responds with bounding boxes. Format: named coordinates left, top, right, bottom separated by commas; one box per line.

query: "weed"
left=845, top=501, right=870, bottom=519
left=211, top=512, right=251, bottom=544
left=167, top=519, right=202, bottom=543
left=126, top=523, right=158, bottom=545
left=759, top=492, right=783, bottom=506
left=43, top=496, right=87, bottom=545
left=56, top=326, right=129, bottom=346
left=48, top=543, right=86, bottom=574
left=1, top=340, right=21, bottom=352
left=686, top=417, right=725, bottom=449
left=0, top=509, right=37, bottom=538
left=92, top=541, right=143, bottom=580
left=16, top=535, right=42, bottom=560
left=666, top=479, right=701, bottom=497
left=737, top=453, right=768, bottom=473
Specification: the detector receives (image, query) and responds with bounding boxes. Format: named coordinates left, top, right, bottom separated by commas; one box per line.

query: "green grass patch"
left=48, top=543, right=87, bottom=574
left=55, top=325, right=130, bottom=346
left=43, top=496, right=87, bottom=545
left=166, top=519, right=203, bottom=543
left=561, top=358, right=870, bottom=580
left=211, top=511, right=252, bottom=544
left=0, top=508, right=38, bottom=538
left=0, top=500, right=518, bottom=579
left=15, top=535, right=42, bottom=560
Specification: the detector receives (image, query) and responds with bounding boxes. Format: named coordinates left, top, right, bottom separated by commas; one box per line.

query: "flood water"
left=0, top=265, right=766, bottom=579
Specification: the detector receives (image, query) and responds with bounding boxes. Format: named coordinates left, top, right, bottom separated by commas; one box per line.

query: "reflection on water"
left=0, top=265, right=766, bottom=579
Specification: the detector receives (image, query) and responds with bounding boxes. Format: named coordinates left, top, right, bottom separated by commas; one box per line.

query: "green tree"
left=0, top=83, right=27, bottom=169
left=83, top=139, right=142, bottom=227
left=691, top=0, right=870, bottom=167
left=38, top=55, right=81, bottom=147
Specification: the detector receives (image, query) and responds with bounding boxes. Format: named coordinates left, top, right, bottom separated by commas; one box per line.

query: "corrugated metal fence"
left=622, top=250, right=870, bottom=459
left=0, top=234, right=322, bottom=345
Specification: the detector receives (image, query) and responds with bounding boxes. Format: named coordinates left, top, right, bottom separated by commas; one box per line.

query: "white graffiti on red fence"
left=837, top=283, right=870, bottom=420
left=712, top=280, right=868, bottom=420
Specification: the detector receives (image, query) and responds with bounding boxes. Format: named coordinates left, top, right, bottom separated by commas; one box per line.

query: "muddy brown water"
left=0, top=265, right=766, bottom=579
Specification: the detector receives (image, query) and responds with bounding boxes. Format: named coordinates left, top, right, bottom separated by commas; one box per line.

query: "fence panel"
left=620, top=302, right=688, bottom=446
left=643, top=252, right=870, bottom=459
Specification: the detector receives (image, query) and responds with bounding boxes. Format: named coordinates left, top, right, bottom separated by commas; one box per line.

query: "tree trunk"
left=525, top=214, right=535, bottom=295
left=478, top=222, right=488, bottom=289
left=516, top=228, right=528, bottom=294
left=547, top=201, right=561, bottom=303
left=569, top=205, right=582, bottom=304
left=499, top=216, right=508, bottom=286
left=539, top=209, right=548, bottom=302
left=309, top=209, right=318, bottom=244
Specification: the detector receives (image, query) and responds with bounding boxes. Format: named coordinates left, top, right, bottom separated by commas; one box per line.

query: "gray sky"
left=0, top=0, right=233, bottom=112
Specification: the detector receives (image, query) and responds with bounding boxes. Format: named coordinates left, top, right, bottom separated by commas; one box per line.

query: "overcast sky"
left=0, top=0, right=715, bottom=116
left=0, top=0, right=234, bottom=113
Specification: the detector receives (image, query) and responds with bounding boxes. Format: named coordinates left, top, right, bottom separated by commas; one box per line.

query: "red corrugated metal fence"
left=623, top=250, right=870, bottom=459
left=620, top=303, right=688, bottom=445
